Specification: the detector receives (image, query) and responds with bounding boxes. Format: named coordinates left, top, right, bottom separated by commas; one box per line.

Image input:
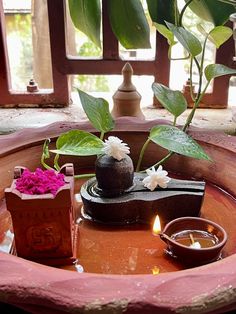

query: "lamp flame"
left=152, top=215, right=161, bottom=236
left=152, top=266, right=160, bottom=275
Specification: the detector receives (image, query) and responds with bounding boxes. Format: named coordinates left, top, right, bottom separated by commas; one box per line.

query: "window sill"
left=0, top=102, right=235, bottom=136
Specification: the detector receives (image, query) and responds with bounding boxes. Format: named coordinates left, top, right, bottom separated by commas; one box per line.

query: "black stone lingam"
left=95, top=154, right=134, bottom=197
left=80, top=155, right=206, bottom=225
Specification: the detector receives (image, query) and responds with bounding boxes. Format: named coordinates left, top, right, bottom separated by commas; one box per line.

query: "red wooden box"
left=5, top=163, right=77, bottom=266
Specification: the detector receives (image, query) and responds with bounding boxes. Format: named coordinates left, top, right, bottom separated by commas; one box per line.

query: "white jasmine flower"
left=103, top=136, right=130, bottom=161
left=142, top=165, right=171, bottom=191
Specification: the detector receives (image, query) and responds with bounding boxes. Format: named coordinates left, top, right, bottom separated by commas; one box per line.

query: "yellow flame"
left=152, top=266, right=160, bottom=275
left=152, top=215, right=161, bottom=236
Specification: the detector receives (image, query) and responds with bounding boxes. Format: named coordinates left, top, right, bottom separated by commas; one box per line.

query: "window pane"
left=3, top=0, right=32, bottom=90
left=3, top=0, right=53, bottom=90
left=31, top=0, right=53, bottom=89
left=119, top=4, right=155, bottom=61
left=70, top=74, right=154, bottom=109
left=170, top=3, right=215, bottom=93
left=65, top=0, right=102, bottom=58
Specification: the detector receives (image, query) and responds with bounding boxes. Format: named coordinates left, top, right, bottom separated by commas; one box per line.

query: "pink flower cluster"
left=15, top=168, right=65, bottom=196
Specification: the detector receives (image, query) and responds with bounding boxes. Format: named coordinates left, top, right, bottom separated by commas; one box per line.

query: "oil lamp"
left=159, top=217, right=227, bottom=266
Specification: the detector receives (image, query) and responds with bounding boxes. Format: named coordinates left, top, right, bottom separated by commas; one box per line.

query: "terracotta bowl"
left=0, top=118, right=236, bottom=313
left=160, top=217, right=227, bottom=266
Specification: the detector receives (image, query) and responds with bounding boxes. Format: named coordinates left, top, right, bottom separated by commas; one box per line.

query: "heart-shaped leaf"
left=208, top=26, right=232, bottom=48
left=166, top=22, right=202, bottom=57
left=78, top=89, right=115, bottom=133
left=196, top=24, right=208, bottom=38
left=149, top=125, right=211, bottom=160
left=68, top=0, right=101, bottom=48
left=107, top=0, right=150, bottom=49
left=152, top=83, right=187, bottom=117
left=205, top=64, right=236, bottom=82
left=185, top=0, right=236, bottom=26
left=147, top=0, right=178, bottom=25
left=153, top=23, right=177, bottom=58
left=51, top=130, right=104, bottom=156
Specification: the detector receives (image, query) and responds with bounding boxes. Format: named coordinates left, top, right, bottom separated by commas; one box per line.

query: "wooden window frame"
left=0, top=0, right=235, bottom=108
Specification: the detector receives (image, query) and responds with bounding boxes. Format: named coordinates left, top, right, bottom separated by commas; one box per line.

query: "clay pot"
left=160, top=217, right=227, bottom=266
left=0, top=119, right=236, bottom=313
left=95, top=154, right=134, bottom=197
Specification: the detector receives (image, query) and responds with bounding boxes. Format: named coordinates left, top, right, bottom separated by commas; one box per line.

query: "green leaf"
left=77, top=89, right=115, bottom=133
left=196, top=23, right=209, bottom=38
left=185, top=0, right=236, bottom=26
left=153, top=23, right=177, bottom=58
left=208, top=26, right=232, bottom=48
left=205, top=64, right=236, bottom=81
left=68, top=0, right=101, bottom=48
left=147, top=0, right=178, bottom=25
left=152, top=83, right=187, bottom=117
left=42, top=139, right=51, bottom=159
left=51, top=130, right=104, bottom=156
left=166, top=22, right=202, bottom=57
left=107, top=0, right=151, bottom=49
left=149, top=125, right=211, bottom=160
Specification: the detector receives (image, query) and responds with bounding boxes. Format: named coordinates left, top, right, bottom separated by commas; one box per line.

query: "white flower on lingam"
left=102, top=136, right=130, bottom=161
left=142, top=165, right=171, bottom=191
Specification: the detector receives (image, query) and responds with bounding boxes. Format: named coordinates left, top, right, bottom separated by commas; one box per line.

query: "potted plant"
left=4, top=163, right=76, bottom=266
left=39, top=1, right=236, bottom=226
left=47, top=1, right=236, bottom=176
